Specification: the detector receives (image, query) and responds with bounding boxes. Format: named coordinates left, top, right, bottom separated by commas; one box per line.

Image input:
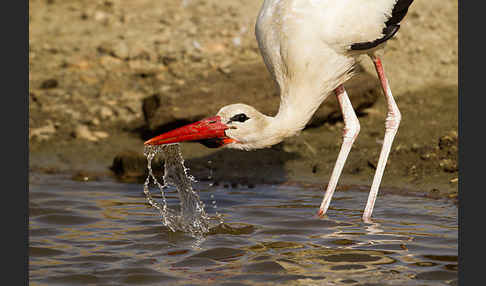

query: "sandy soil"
left=29, top=0, right=458, bottom=200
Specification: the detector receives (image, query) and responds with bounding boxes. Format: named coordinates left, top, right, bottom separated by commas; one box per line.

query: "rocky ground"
left=29, top=0, right=458, bottom=200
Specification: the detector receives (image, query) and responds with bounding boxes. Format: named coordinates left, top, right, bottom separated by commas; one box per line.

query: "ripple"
left=422, top=254, right=458, bottom=262
left=243, top=261, right=286, bottom=273
left=44, top=274, right=102, bottom=285
left=62, top=254, right=128, bottom=263
left=29, top=227, right=64, bottom=237
left=414, top=270, right=457, bottom=281
left=330, top=264, right=368, bottom=271
left=35, top=214, right=99, bottom=225
left=29, top=246, right=65, bottom=257
left=319, top=253, right=383, bottom=263
left=190, top=247, right=246, bottom=262
left=229, top=274, right=309, bottom=283
left=268, top=219, right=352, bottom=228
left=29, top=174, right=457, bottom=286
left=121, top=273, right=178, bottom=284
left=172, top=257, right=219, bottom=268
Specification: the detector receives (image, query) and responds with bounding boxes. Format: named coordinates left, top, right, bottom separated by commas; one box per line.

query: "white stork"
left=145, top=0, right=415, bottom=221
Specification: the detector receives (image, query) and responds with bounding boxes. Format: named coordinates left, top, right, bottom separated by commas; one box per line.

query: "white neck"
left=261, top=82, right=339, bottom=146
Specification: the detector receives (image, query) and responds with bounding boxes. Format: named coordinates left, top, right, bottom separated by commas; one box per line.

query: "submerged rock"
left=111, top=150, right=163, bottom=182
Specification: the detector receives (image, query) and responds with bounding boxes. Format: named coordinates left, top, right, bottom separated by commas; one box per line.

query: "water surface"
left=29, top=174, right=457, bottom=286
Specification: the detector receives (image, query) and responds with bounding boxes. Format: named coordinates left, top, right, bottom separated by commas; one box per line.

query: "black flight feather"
left=350, top=0, right=414, bottom=51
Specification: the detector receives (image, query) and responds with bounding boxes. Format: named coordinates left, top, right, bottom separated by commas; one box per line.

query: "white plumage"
left=251, top=0, right=398, bottom=143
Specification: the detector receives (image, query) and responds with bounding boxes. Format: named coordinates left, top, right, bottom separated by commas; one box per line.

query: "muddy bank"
left=29, top=0, right=458, bottom=200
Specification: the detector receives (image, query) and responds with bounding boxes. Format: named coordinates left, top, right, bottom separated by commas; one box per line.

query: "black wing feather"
left=350, top=0, right=414, bottom=51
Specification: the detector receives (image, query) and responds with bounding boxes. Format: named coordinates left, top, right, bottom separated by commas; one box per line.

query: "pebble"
left=71, top=59, right=90, bottom=70
left=30, top=121, right=56, bottom=141
left=99, top=106, right=114, bottom=120
left=92, top=131, right=109, bottom=139
left=40, top=79, right=58, bottom=89
left=438, top=132, right=458, bottom=151
left=100, top=55, right=123, bottom=69
left=112, top=42, right=129, bottom=59
left=439, top=159, right=457, bottom=173
left=73, top=124, right=109, bottom=142
left=90, top=118, right=100, bottom=126
left=232, top=37, right=242, bottom=46
left=73, top=125, right=97, bottom=141
left=204, top=42, right=226, bottom=54
left=94, top=11, right=107, bottom=21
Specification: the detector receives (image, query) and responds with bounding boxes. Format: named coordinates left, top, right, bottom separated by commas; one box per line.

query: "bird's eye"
left=229, top=113, right=250, bottom=123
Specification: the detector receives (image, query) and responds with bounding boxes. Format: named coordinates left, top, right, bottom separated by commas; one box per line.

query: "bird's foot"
left=362, top=215, right=373, bottom=224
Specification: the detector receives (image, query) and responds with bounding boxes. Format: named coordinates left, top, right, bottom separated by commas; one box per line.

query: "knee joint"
left=343, top=119, right=360, bottom=140
left=385, top=110, right=401, bottom=131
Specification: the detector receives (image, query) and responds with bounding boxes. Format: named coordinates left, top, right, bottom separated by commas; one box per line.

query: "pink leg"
left=318, top=85, right=360, bottom=216
left=362, top=53, right=401, bottom=222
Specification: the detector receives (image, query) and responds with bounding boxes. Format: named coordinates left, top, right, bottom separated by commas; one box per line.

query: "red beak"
left=144, top=116, right=234, bottom=148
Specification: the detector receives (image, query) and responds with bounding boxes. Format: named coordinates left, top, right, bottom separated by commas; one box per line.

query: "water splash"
left=143, top=144, right=218, bottom=239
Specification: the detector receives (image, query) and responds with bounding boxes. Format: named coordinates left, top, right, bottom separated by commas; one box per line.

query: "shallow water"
left=29, top=173, right=457, bottom=286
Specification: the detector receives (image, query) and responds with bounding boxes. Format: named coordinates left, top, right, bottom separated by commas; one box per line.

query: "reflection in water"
left=29, top=174, right=457, bottom=286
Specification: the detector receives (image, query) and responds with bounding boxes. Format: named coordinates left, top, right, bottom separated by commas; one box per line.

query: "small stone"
left=420, top=152, right=436, bottom=160
left=29, top=121, right=56, bottom=141
left=232, top=36, right=242, bottom=46
left=448, top=192, right=458, bottom=199
left=411, top=143, right=421, bottom=152
left=92, top=131, right=109, bottom=139
left=112, top=42, right=129, bottom=59
left=72, top=59, right=90, bottom=70
left=128, top=60, right=146, bottom=70
left=218, top=60, right=233, bottom=74
left=99, top=106, right=114, bottom=120
left=40, top=79, right=58, bottom=89
left=100, top=55, right=123, bottom=69
left=94, top=11, right=107, bottom=21
left=429, top=188, right=441, bottom=198
left=219, top=59, right=232, bottom=69
left=155, top=73, right=165, bottom=81
left=72, top=172, right=99, bottom=182
left=218, top=66, right=231, bottom=75
left=367, top=160, right=377, bottom=170
left=90, top=118, right=100, bottom=126
left=204, top=42, right=226, bottom=54
left=439, top=159, right=458, bottom=172
left=129, top=44, right=152, bottom=60
left=73, top=124, right=98, bottom=141
left=439, top=134, right=457, bottom=150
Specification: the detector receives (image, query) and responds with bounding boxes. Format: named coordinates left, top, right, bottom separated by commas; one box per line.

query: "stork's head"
left=144, top=103, right=278, bottom=150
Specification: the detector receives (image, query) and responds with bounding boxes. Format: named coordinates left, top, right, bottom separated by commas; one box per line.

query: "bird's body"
left=145, top=0, right=415, bottom=221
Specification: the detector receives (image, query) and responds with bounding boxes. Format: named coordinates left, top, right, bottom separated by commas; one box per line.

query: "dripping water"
left=207, top=160, right=224, bottom=225
left=143, top=144, right=221, bottom=238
